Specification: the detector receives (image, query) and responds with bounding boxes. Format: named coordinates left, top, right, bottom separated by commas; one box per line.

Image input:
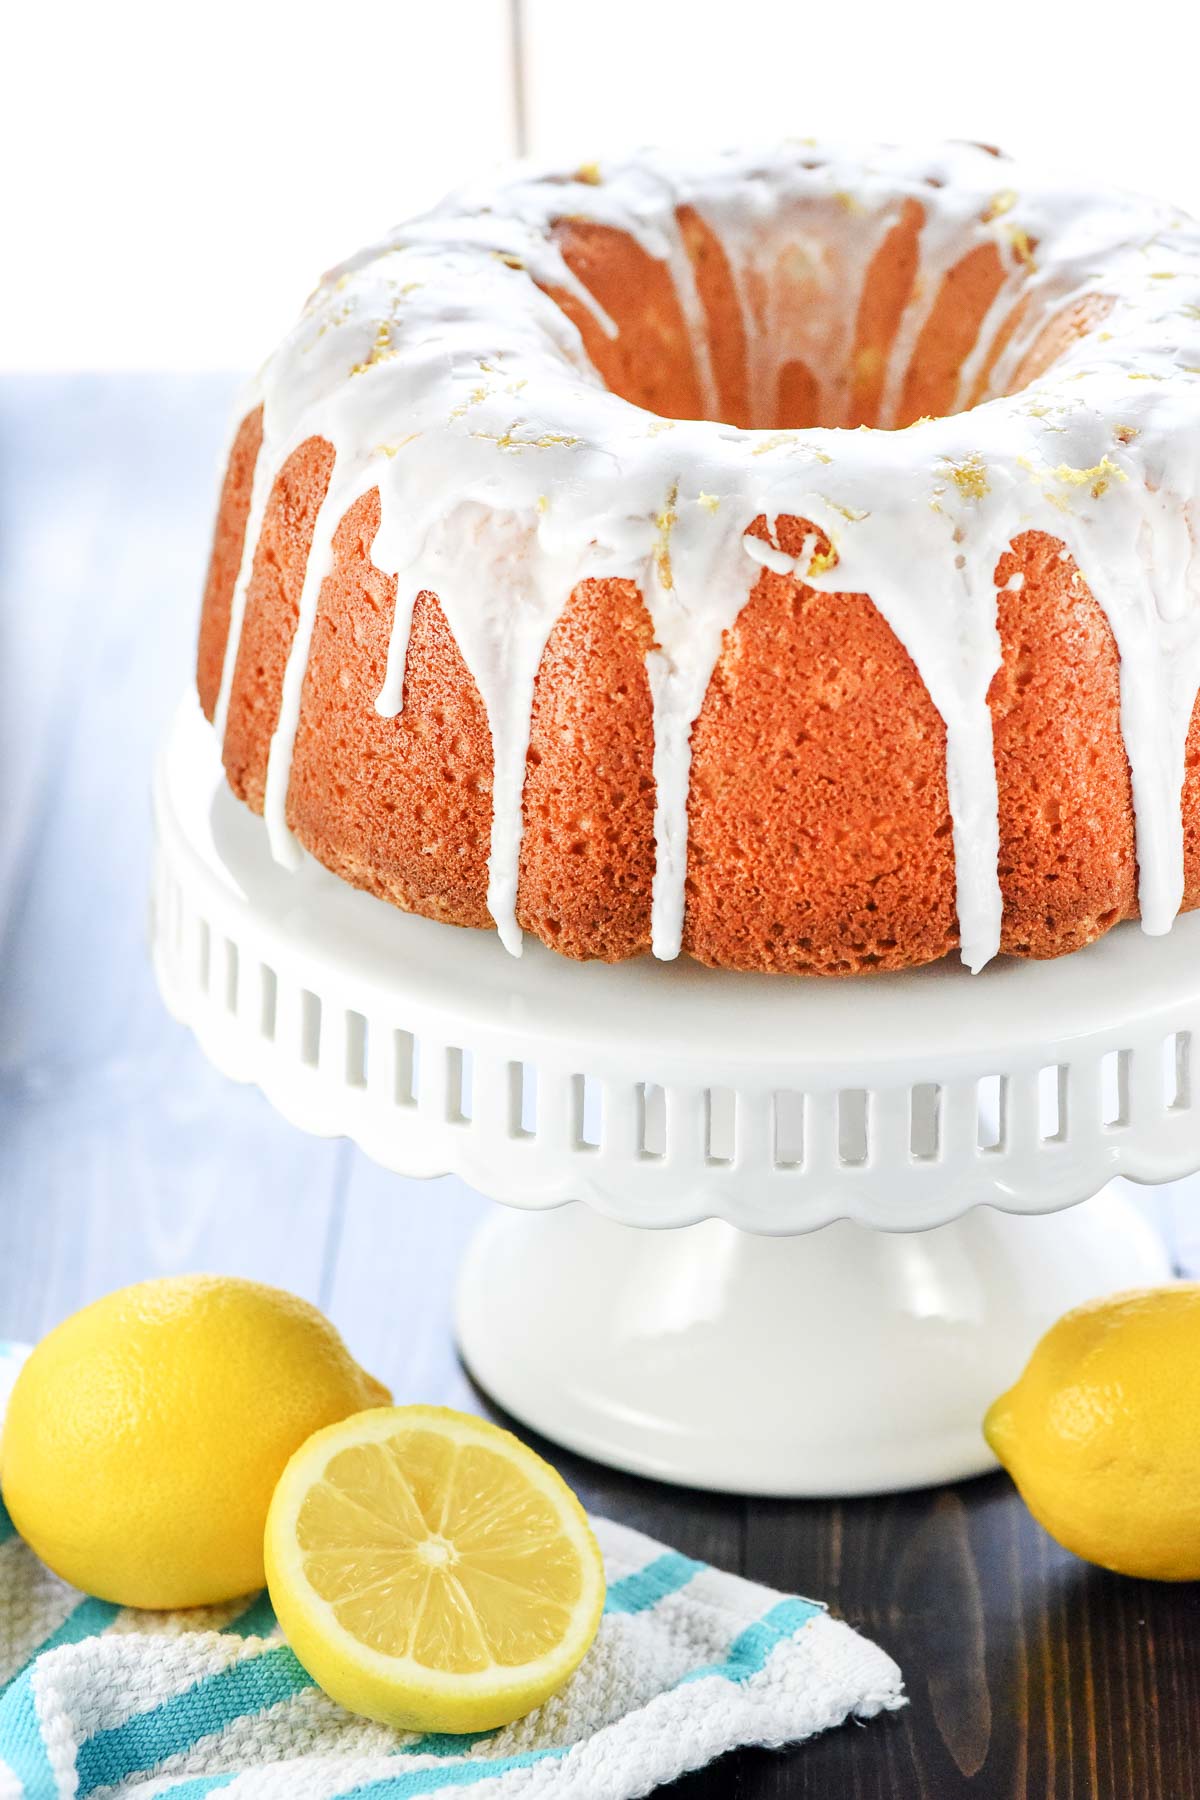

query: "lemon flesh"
left=0, top=1275, right=390, bottom=1609
left=265, top=1405, right=605, bottom=1732
left=985, top=1283, right=1200, bottom=1581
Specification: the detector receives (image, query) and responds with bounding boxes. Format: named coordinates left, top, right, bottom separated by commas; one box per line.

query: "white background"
left=5, top=0, right=1200, bottom=370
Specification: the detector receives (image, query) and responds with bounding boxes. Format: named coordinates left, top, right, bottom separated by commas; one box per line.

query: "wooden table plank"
left=322, top=1161, right=488, bottom=1408
left=0, top=375, right=345, bottom=1324
left=737, top=1479, right=1200, bottom=1798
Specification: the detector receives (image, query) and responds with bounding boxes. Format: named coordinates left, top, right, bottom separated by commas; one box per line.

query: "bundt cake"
left=196, top=140, right=1200, bottom=977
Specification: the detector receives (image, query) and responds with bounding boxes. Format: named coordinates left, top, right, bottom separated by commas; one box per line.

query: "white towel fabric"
left=0, top=1342, right=904, bottom=1797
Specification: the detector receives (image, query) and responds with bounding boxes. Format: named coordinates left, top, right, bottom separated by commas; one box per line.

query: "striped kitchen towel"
left=0, top=1346, right=904, bottom=1798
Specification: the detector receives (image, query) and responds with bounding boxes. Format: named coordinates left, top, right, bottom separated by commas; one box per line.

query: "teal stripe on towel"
left=0, top=1668, right=57, bottom=1800
left=153, top=1777, right=240, bottom=1798
left=403, top=1730, right=497, bottom=1759
left=0, top=1498, right=16, bottom=1545
left=339, top=1748, right=565, bottom=1797
left=604, top=1551, right=703, bottom=1615
left=726, top=1597, right=823, bottom=1668
left=75, top=1644, right=314, bottom=1797
left=226, top=1591, right=278, bottom=1639
left=680, top=1595, right=821, bottom=1687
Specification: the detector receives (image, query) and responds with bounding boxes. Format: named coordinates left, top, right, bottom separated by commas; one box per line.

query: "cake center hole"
left=551, top=197, right=1104, bottom=435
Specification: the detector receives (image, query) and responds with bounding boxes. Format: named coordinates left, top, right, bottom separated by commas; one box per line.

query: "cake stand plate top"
left=153, top=696, right=1200, bottom=1231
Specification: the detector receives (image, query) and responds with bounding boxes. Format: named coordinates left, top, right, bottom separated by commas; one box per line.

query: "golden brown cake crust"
left=287, top=489, right=494, bottom=929
left=197, top=405, right=263, bottom=721
left=548, top=221, right=705, bottom=421
left=1183, top=697, right=1200, bottom=913
left=517, top=580, right=657, bottom=961
left=684, top=515, right=957, bottom=974
left=992, top=533, right=1137, bottom=958
left=223, top=436, right=335, bottom=812
left=675, top=205, right=752, bottom=428
left=899, top=242, right=1008, bottom=426
left=848, top=198, right=924, bottom=428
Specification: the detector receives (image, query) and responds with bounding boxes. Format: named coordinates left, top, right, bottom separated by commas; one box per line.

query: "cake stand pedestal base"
left=457, top=1189, right=1170, bottom=1496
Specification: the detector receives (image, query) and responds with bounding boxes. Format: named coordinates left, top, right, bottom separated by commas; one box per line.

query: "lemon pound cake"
left=196, top=141, right=1200, bottom=976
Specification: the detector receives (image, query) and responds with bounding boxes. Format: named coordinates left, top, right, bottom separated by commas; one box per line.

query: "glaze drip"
left=210, top=140, right=1200, bottom=970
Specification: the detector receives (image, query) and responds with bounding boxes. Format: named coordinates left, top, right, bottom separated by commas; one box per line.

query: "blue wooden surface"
left=0, top=374, right=487, bottom=1366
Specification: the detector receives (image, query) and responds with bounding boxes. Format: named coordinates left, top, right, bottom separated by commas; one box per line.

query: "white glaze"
left=210, top=140, right=1200, bottom=970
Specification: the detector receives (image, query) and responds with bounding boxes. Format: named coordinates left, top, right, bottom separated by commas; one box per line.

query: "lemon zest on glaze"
left=350, top=322, right=397, bottom=378
left=470, top=425, right=582, bottom=453
left=655, top=484, right=679, bottom=590
left=984, top=189, right=1018, bottom=221
left=944, top=453, right=990, bottom=500
left=373, top=434, right=421, bottom=458
left=1051, top=456, right=1127, bottom=498
left=1004, top=223, right=1038, bottom=270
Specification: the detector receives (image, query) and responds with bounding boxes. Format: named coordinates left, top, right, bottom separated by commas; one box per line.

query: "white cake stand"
left=151, top=698, right=1191, bottom=1496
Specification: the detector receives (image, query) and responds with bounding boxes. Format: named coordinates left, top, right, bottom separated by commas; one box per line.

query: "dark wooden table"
left=531, top=1423, right=1200, bottom=1798
left=3, top=375, right=1199, bottom=1798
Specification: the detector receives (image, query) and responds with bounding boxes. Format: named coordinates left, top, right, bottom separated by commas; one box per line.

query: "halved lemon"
left=265, top=1405, right=606, bottom=1732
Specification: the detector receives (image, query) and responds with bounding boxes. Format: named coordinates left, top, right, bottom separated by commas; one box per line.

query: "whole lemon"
left=984, top=1284, right=1200, bottom=1580
left=0, top=1275, right=390, bottom=1609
